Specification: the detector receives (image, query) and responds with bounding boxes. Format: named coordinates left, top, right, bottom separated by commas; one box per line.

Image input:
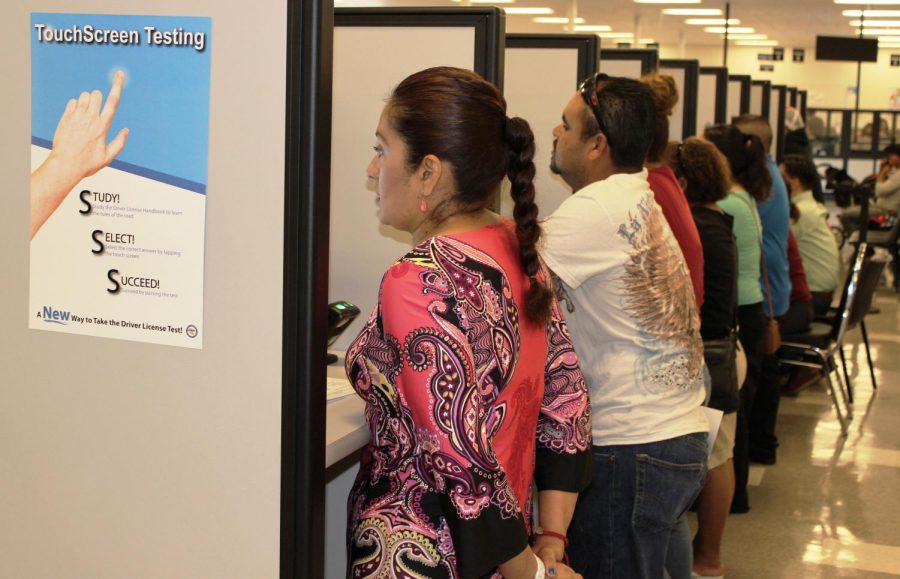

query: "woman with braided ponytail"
left=345, top=66, right=593, bottom=579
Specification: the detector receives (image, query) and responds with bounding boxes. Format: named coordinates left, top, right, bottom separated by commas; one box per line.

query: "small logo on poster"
left=186, top=324, right=198, bottom=338
left=40, top=305, right=70, bottom=324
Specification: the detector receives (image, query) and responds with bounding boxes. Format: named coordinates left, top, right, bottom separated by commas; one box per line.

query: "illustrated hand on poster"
left=30, top=70, right=129, bottom=239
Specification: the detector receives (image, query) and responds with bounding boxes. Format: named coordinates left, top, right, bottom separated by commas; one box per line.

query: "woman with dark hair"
left=703, top=124, right=770, bottom=515
left=345, top=67, right=592, bottom=579
left=640, top=73, right=704, bottom=310
left=667, top=137, right=739, bottom=579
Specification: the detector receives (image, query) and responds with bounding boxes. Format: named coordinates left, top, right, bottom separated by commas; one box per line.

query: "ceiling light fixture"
left=735, top=40, right=780, bottom=46
left=704, top=26, right=755, bottom=33
left=505, top=7, right=555, bottom=14
left=878, top=35, right=900, bottom=40
left=533, top=16, right=585, bottom=23
left=857, top=28, right=900, bottom=34
left=662, top=8, right=722, bottom=15
left=834, top=0, right=900, bottom=4
left=851, top=20, right=900, bottom=26
left=843, top=9, right=900, bottom=16
left=635, top=0, right=701, bottom=4
left=579, top=30, right=635, bottom=38
left=574, top=25, right=614, bottom=32
left=723, top=34, right=769, bottom=40
left=685, top=18, right=741, bottom=25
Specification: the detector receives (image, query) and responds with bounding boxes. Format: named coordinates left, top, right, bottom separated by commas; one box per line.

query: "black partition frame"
left=281, top=0, right=334, bottom=576
left=751, top=80, right=771, bottom=119
left=787, top=86, right=798, bottom=108
left=599, top=48, right=659, bottom=76
left=335, top=7, right=505, bottom=87
left=659, top=59, right=699, bottom=140
left=700, top=66, right=729, bottom=126
left=771, top=84, right=788, bottom=161
left=728, top=74, right=751, bottom=119
left=506, top=33, right=598, bottom=84
left=799, top=90, right=808, bottom=120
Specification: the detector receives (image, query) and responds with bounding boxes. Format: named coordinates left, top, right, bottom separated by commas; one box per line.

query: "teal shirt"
left=718, top=189, right=763, bottom=306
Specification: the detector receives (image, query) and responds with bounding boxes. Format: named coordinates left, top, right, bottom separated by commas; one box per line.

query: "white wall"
left=0, top=2, right=285, bottom=577
left=662, top=44, right=900, bottom=110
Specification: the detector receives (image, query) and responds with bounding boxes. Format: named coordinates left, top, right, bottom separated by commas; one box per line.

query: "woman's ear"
left=419, top=154, right=443, bottom=197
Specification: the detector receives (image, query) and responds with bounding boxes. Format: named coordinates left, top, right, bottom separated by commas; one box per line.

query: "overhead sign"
left=29, top=13, right=212, bottom=348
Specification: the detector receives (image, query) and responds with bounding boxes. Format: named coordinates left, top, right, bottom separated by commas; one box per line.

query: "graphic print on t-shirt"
left=616, top=195, right=703, bottom=395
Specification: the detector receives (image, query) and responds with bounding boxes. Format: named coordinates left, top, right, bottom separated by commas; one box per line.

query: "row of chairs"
left=778, top=241, right=885, bottom=434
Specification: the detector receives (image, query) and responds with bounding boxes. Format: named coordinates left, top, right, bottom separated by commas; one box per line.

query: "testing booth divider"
left=599, top=47, right=659, bottom=79
left=325, top=8, right=506, bottom=577
left=751, top=79, right=772, bottom=120
left=698, top=66, right=728, bottom=135
left=728, top=74, right=752, bottom=122
left=770, top=84, right=788, bottom=160
left=503, top=34, right=598, bottom=218
left=659, top=59, right=699, bottom=141
left=2, top=1, right=333, bottom=578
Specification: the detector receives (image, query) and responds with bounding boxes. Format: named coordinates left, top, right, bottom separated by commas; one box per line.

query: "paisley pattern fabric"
left=346, top=222, right=592, bottom=579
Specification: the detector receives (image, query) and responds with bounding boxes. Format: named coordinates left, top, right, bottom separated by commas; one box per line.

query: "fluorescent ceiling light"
left=705, top=26, right=755, bottom=33
left=574, top=25, right=614, bottom=32
left=583, top=31, right=636, bottom=38
left=452, top=0, right=514, bottom=3
left=879, top=35, right=900, bottom=40
left=533, top=16, right=586, bottom=23
left=505, top=7, right=555, bottom=14
left=685, top=18, right=740, bottom=25
left=639, top=38, right=657, bottom=44
left=724, top=34, right=769, bottom=40
left=880, top=42, right=900, bottom=46
left=843, top=10, right=900, bottom=16
left=635, top=0, right=701, bottom=3
left=835, top=0, right=900, bottom=4
left=851, top=20, right=900, bottom=26
left=858, top=28, right=900, bottom=34
left=735, top=40, right=779, bottom=46
left=662, top=8, right=722, bottom=15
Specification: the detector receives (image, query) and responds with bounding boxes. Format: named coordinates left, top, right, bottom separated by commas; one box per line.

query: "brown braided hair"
left=387, top=66, right=552, bottom=325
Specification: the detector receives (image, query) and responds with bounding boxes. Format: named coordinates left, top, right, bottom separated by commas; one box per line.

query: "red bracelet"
left=533, top=526, right=569, bottom=548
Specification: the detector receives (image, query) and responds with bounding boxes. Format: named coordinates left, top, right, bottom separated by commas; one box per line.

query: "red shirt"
left=787, top=230, right=812, bottom=303
left=647, top=165, right=704, bottom=309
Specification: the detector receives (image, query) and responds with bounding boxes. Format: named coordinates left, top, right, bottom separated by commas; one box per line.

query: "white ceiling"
left=334, top=0, right=897, bottom=48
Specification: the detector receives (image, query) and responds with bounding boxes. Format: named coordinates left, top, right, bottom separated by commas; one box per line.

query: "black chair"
left=778, top=243, right=869, bottom=435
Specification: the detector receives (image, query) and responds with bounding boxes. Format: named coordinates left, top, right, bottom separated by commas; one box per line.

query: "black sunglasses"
left=578, top=72, right=612, bottom=144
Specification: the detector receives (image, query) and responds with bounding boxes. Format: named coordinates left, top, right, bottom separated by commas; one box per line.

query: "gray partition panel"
left=599, top=48, right=659, bottom=78
left=728, top=74, right=751, bottom=122
left=659, top=59, right=699, bottom=140
left=504, top=34, right=598, bottom=217
left=770, top=84, right=788, bottom=160
left=699, top=67, right=728, bottom=133
left=1, top=1, right=330, bottom=578
left=751, top=80, right=771, bottom=119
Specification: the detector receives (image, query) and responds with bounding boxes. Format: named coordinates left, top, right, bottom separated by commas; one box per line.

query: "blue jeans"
left=567, top=433, right=709, bottom=579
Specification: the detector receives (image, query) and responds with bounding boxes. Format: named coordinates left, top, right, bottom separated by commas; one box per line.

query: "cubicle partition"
left=504, top=34, right=598, bottom=216
left=327, top=8, right=505, bottom=577
left=599, top=48, right=659, bottom=78
left=770, top=84, right=787, bottom=160
left=727, top=74, right=751, bottom=122
left=787, top=86, right=798, bottom=108
left=658, top=59, right=699, bottom=140
left=750, top=79, right=771, bottom=119
left=799, top=90, right=808, bottom=120
left=698, top=67, right=728, bottom=135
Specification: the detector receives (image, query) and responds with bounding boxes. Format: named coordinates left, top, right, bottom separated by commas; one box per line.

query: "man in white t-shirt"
left=538, top=73, right=709, bottom=579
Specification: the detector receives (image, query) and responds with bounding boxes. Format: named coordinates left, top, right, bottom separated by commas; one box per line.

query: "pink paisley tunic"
left=345, top=221, right=593, bottom=579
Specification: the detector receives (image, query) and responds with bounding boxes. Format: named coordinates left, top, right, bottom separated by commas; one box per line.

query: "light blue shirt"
left=757, top=156, right=791, bottom=316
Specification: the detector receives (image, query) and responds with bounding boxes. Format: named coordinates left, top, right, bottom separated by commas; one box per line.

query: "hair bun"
left=640, top=72, right=679, bottom=116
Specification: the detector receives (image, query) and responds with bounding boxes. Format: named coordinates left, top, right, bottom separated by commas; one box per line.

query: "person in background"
left=346, top=67, right=592, bottom=579
left=641, top=72, right=704, bottom=309
left=704, top=124, right=770, bottom=514
left=783, top=106, right=812, bottom=159
left=732, top=114, right=788, bottom=468
left=543, top=73, right=708, bottom=579
left=781, top=225, right=818, bottom=396
left=874, top=143, right=900, bottom=213
left=781, top=155, right=841, bottom=315
left=667, top=137, right=739, bottom=579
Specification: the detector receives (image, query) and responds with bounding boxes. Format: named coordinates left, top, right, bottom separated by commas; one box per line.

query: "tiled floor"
left=702, top=291, right=900, bottom=578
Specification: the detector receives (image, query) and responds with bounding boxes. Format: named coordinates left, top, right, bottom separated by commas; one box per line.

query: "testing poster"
left=29, top=13, right=211, bottom=349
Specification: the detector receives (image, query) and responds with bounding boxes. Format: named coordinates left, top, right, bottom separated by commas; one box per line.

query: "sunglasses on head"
left=578, top=72, right=612, bottom=143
